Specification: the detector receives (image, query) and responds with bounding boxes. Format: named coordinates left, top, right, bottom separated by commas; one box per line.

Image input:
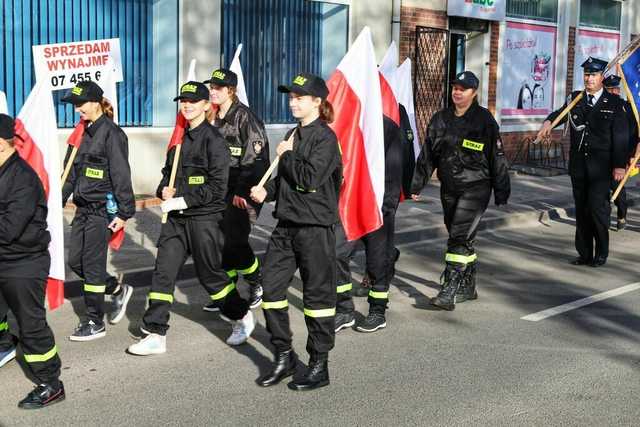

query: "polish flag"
left=167, top=59, right=198, bottom=152
left=378, top=42, right=400, bottom=126
left=327, top=27, right=385, bottom=241
left=14, top=82, right=65, bottom=310
left=396, top=58, right=420, bottom=160
left=230, top=44, right=250, bottom=106
left=64, top=59, right=125, bottom=250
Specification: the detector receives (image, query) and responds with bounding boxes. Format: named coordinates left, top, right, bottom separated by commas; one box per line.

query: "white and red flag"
left=396, top=58, right=420, bottom=159
left=378, top=41, right=400, bottom=126
left=14, top=81, right=65, bottom=310
left=327, top=27, right=385, bottom=241
left=167, top=58, right=198, bottom=152
left=230, top=44, right=250, bottom=106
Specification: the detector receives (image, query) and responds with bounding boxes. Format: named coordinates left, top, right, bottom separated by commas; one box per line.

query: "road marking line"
left=521, top=282, right=640, bottom=322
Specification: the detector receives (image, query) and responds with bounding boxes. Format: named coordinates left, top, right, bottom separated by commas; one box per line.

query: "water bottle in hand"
left=106, top=193, right=119, bottom=222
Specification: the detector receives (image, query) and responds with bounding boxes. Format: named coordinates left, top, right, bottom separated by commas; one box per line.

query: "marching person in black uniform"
left=411, top=71, right=510, bottom=311
left=203, top=69, right=269, bottom=343
left=128, top=82, right=232, bottom=355
left=603, top=74, right=639, bottom=231
left=61, top=81, right=135, bottom=341
left=0, top=114, right=65, bottom=409
left=538, top=58, right=629, bottom=267
left=250, top=73, right=341, bottom=391
left=334, top=115, right=403, bottom=333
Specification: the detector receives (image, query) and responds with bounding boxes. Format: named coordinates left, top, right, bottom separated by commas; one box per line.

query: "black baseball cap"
left=173, top=81, right=210, bottom=102
left=278, top=73, right=329, bottom=99
left=451, top=71, right=479, bottom=90
left=0, top=114, right=14, bottom=140
left=61, top=81, right=104, bottom=104
left=603, top=74, right=621, bottom=88
left=581, top=57, right=607, bottom=73
left=203, top=68, right=238, bottom=87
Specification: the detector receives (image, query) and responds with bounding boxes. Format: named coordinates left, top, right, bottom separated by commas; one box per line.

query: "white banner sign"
left=573, top=29, right=620, bottom=90
left=447, top=0, right=505, bottom=21
left=32, top=38, right=123, bottom=90
left=499, top=21, right=556, bottom=117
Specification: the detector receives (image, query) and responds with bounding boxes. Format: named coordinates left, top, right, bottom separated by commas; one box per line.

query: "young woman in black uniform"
left=251, top=73, right=342, bottom=391
left=61, top=81, right=135, bottom=341
left=127, top=82, right=232, bottom=355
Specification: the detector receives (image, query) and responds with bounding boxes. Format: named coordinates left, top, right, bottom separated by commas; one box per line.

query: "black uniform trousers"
left=142, top=214, right=231, bottom=335
left=335, top=224, right=356, bottom=314
left=261, top=222, right=336, bottom=360
left=218, top=203, right=261, bottom=321
left=335, top=208, right=398, bottom=312
left=611, top=179, right=627, bottom=220
left=68, top=212, right=120, bottom=324
left=571, top=174, right=611, bottom=260
left=0, top=269, right=61, bottom=387
left=441, top=183, right=491, bottom=266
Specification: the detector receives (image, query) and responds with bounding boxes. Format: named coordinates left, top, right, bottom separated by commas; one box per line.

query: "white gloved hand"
left=161, top=197, right=188, bottom=213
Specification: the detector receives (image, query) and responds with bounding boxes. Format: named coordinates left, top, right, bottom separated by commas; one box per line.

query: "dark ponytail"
left=100, top=97, right=114, bottom=120
left=319, top=99, right=334, bottom=124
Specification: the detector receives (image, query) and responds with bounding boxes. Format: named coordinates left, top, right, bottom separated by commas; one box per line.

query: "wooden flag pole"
left=161, top=143, right=183, bottom=224
left=533, top=93, right=584, bottom=144
left=60, top=146, right=79, bottom=186
left=256, top=130, right=296, bottom=189
left=611, top=64, right=640, bottom=203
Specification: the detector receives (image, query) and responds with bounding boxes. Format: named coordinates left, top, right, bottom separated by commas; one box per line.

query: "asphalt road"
left=1, top=207, right=640, bottom=426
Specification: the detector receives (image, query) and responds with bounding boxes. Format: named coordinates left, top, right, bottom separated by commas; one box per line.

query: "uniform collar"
left=586, top=88, right=604, bottom=105
left=216, top=99, right=241, bottom=125
left=297, top=117, right=323, bottom=139
left=186, top=118, right=208, bottom=139
left=0, top=151, right=19, bottom=174
left=85, top=115, right=108, bottom=137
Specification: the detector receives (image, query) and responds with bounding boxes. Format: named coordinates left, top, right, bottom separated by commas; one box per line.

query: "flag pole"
left=60, top=146, right=79, bottom=186
left=611, top=64, right=640, bottom=202
left=161, top=144, right=183, bottom=224
left=256, top=130, right=296, bottom=188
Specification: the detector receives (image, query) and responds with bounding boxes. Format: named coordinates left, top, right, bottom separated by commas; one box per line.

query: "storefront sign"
left=447, top=0, right=506, bottom=22
left=32, top=38, right=123, bottom=90
left=500, top=21, right=557, bottom=117
left=573, top=29, right=620, bottom=90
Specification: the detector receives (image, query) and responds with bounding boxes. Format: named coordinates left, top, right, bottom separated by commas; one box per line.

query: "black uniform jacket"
left=546, top=90, right=629, bottom=180
left=265, top=118, right=342, bottom=226
left=399, top=104, right=416, bottom=197
left=383, top=115, right=403, bottom=212
left=156, top=120, right=230, bottom=217
left=62, top=115, right=135, bottom=220
left=0, top=152, right=51, bottom=277
left=411, top=101, right=510, bottom=205
left=623, top=100, right=638, bottom=158
left=213, top=99, right=270, bottom=201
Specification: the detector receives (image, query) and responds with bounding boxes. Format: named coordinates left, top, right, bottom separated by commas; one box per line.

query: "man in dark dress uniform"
left=537, top=57, right=630, bottom=267
left=603, top=74, right=639, bottom=231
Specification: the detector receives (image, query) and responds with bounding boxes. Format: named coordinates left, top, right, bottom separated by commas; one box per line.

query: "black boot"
left=256, top=349, right=297, bottom=387
left=431, top=264, right=465, bottom=311
left=456, top=262, right=478, bottom=303
left=243, top=269, right=264, bottom=310
left=18, top=382, right=65, bottom=409
left=287, top=358, right=329, bottom=391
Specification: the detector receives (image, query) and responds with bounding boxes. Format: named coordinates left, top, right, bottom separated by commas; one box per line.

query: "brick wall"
left=487, top=21, right=500, bottom=115
left=566, top=27, right=576, bottom=96
left=399, top=6, right=448, bottom=63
